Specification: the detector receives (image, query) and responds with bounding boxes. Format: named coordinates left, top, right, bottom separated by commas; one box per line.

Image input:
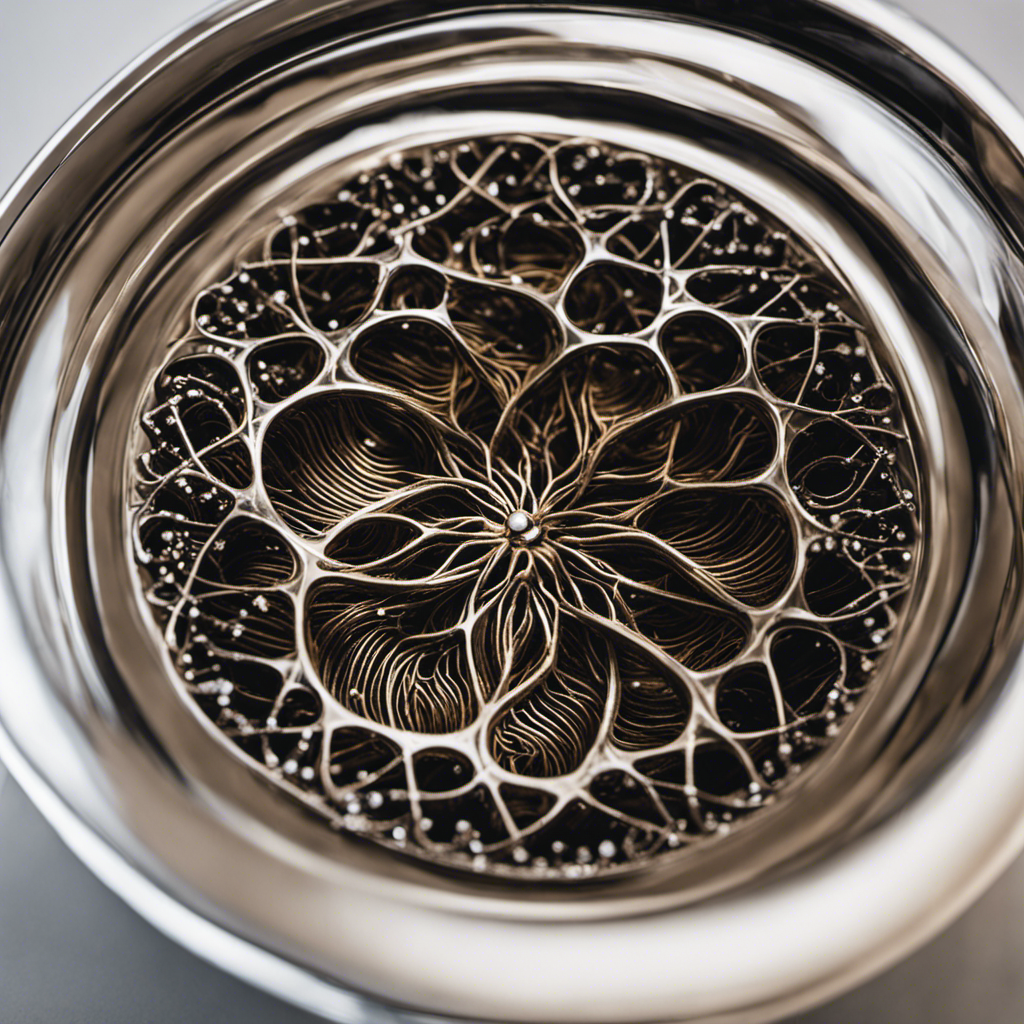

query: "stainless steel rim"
left=2, top=1, right=1024, bottom=1021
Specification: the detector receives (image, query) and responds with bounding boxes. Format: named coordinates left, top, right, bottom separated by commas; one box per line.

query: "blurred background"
left=2, top=0, right=1024, bottom=1020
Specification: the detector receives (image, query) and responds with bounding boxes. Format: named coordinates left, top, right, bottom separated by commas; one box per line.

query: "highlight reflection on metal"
left=130, top=135, right=918, bottom=876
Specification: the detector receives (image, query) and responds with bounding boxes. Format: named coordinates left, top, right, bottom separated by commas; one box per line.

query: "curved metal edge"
left=0, top=0, right=234, bottom=239
left=5, top=0, right=1024, bottom=245
left=0, top=725, right=432, bottom=1024
left=4, top=617, right=1024, bottom=1024
left=2, top=1, right=1024, bottom=1023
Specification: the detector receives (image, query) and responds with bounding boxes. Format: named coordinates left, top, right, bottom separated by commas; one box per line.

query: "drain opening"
left=130, top=134, right=919, bottom=878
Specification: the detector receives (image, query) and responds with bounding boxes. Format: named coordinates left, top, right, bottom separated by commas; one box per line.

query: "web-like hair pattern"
left=130, top=135, right=919, bottom=878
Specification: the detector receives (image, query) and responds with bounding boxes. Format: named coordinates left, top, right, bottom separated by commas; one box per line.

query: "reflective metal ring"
left=2, top=1, right=1024, bottom=1022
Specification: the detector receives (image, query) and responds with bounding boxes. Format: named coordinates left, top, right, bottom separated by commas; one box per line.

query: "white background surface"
left=2, top=1, right=1024, bottom=1020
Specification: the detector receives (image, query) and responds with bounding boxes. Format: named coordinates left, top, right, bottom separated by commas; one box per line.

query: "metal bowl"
left=2, top=0, right=1024, bottom=1021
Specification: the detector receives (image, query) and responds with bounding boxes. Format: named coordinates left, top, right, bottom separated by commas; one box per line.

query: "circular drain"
left=130, top=134, right=919, bottom=877
left=9, top=1, right=1024, bottom=1019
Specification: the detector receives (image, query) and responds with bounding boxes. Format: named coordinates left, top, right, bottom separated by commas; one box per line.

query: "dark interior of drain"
left=130, top=135, right=918, bottom=878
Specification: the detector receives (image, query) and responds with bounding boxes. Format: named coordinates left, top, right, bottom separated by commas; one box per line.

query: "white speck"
left=507, top=510, right=532, bottom=533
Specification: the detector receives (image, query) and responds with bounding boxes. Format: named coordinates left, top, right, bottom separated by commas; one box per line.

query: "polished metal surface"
left=3, top=1, right=1024, bottom=1022
left=129, top=132, right=919, bottom=876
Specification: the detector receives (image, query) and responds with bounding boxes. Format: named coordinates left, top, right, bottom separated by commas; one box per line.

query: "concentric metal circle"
left=2, top=1, right=1024, bottom=1022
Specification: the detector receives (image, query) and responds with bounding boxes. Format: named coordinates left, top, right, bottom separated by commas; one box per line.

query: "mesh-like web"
left=130, top=135, right=919, bottom=878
